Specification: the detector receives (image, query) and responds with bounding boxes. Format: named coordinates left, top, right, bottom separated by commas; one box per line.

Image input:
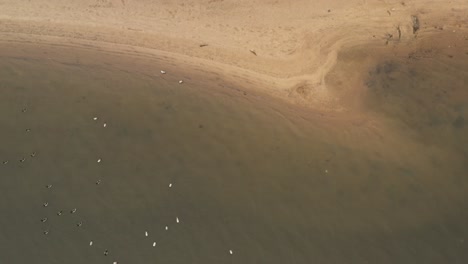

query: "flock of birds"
left=6, top=70, right=235, bottom=263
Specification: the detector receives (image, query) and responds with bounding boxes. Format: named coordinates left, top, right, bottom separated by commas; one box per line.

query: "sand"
left=0, top=0, right=466, bottom=110
left=1, top=2, right=468, bottom=263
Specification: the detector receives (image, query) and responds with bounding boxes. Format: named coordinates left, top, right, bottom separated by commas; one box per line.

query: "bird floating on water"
left=179, top=80, right=184, bottom=84
left=43, top=230, right=49, bottom=235
left=161, top=70, right=166, bottom=74
left=43, top=202, right=48, bottom=207
left=169, top=183, right=172, bottom=188
left=176, top=217, right=180, bottom=224
left=93, top=117, right=98, bottom=121
left=19, top=158, right=25, bottom=163
left=2, top=160, right=8, bottom=165
left=153, top=242, right=156, bottom=247
left=96, top=180, right=102, bottom=185
left=70, top=208, right=77, bottom=214
left=30, top=152, right=36, bottom=157
left=229, top=250, right=234, bottom=255
left=97, top=159, right=101, bottom=163
left=104, top=249, right=109, bottom=256
left=89, top=241, right=93, bottom=246
left=57, top=211, right=63, bottom=216
left=103, top=123, right=107, bottom=128
left=165, top=226, right=169, bottom=231
left=145, top=231, right=148, bottom=237
left=76, top=221, right=83, bottom=227
left=46, top=184, right=52, bottom=189
left=41, top=217, right=48, bottom=223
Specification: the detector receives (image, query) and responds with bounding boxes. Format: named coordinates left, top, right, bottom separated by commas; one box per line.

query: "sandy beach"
left=1, top=0, right=466, bottom=109
left=1, top=1, right=468, bottom=263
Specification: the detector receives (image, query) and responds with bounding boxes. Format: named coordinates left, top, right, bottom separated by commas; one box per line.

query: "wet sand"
left=1, top=0, right=468, bottom=263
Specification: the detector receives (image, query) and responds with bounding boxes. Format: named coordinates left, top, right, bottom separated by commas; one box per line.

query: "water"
left=0, top=37, right=467, bottom=264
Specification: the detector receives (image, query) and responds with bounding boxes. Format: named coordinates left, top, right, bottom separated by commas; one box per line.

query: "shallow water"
left=0, top=42, right=467, bottom=264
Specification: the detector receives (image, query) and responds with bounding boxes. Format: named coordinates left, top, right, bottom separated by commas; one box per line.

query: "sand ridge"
left=0, top=0, right=467, bottom=109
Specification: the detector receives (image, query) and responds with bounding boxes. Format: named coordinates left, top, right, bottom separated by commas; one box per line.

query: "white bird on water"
left=229, top=250, right=234, bottom=255
left=89, top=241, right=93, bottom=246
left=179, top=80, right=183, bottom=84
left=176, top=217, right=180, bottom=224
left=103, top=123, right=107, bottom=128
left=161, top=70, right=166, bottom=74
left=93, top=117, right=98, bottom=121
left=165, top=226, right=169, bottom=231
left=153, top=242, right=156, bottom=247
left=97, top=159, right=101, bottom=163
left=145, top=231, right=148, bottom=237
left=169, top=183, right=172, bottom=188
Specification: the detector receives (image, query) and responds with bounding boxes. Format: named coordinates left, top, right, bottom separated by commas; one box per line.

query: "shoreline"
left=0, top=0, right=466, bottom=110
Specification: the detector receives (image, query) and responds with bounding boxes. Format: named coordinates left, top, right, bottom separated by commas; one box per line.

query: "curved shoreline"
left=0, top=0, right=466, bottom=110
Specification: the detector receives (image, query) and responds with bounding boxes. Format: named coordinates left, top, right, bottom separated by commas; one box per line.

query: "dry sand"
left=0, top=0, right=467, bottom=110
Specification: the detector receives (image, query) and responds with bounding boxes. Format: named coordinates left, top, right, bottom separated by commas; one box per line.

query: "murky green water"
left=1, top=41, right=467, bottom=264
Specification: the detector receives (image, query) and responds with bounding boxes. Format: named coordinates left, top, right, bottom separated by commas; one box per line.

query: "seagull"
left=76, top=221, right=83, bottom=227
left=43, top=202, right=49, bottom=207
left=57, top=211, right=63, bottom=216
left=103, top=123, right=107, bottom=128
left=229, top=250, right=234, bottom=255
left=165, top=226, right=169, bottom=231
left=176, top=217, right=180, bottom=224
left=41, top=217, right=48, bottom=223
left=96, top=180, right=102, bottom=185
left=46, top=184, right=52, bottom=189
left=89, top=241, right=93, bottom=246
left=145, top=231, right=148, bottom=237
left=43, top=230, right=49, bottom=235
left=93, top=117, right=98, bottom=121
left=169, top=183, right=172, bottom=188
left=153, top=242, right=156, bottom=247
left=30, top=152, right=36, bottom=157
left=2, top=160, right=8, bottom=165
left=26, top=128, right=31, bottom=132
left=22, top=108, right=27, bottom=113
left=19, top=158, right=25, bottom=163
left=104, top=249, right=109, bottom=256
left=97, top=159, right=101, bottom=163
left=160, top=70, right=166, bottom=74
left=70, top=208, right=77, bottom=214
left=179, top=80, right=184, bottom=84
